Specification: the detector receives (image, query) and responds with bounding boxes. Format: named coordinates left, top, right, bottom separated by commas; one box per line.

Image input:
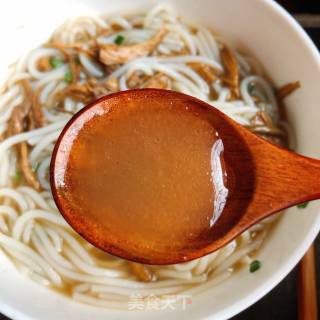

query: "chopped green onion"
left=50, top=57, right=64, bottom=68
left=250, top=260, right=261, bottom=273
left=15, top=170, right=22, bottom=182
left=297, top=202, right=309, bottom=209
left=114, top=35, right=125, bottom=45
left=64, top=70, right=73, bottom=84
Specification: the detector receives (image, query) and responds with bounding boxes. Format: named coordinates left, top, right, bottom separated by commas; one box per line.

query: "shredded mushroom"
left=20, top=80, right=45, bottom=128
left=220, top=45, right=239, bottom=98
left=188, top=63, right=217, bottom=84
left=277, top=81, right=301, bottom=101
left=9, top=106, right=41, bottom=191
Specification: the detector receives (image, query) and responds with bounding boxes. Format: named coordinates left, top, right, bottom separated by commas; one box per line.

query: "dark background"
left=0, top=1, right=320, bottom=319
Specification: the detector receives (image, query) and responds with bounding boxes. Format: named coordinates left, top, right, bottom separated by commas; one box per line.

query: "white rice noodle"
left=37, top=157, right=51, bottom=190
left=0, top=94, right=23, bottom=124
left=79, top=54, right=104, bottom=78
left=12, top=209, right=66, bottom=240
left=29, top=131, right=60, bottom=163
left=40, top=81, right=58, bottom=104
left=109, top=16, right=132, bottom=30
left=0, top=233, right=62, bottom=286
left=240, top=75, right=278, bottom=113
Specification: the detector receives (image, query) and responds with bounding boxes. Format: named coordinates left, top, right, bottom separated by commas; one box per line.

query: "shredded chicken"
left=57, top=77, right=119, bottom=104
left=99, top=29, right=168, bottom=65
left=87, top=78, right=114, bottom=99
left=104, top=77, right=119, bottom=92
left=129, top=262, right=156, bottom=282
left=141, top=73, right=170, bottom=89
left=276, top=81, right=301, bottom=101
left=127, top=71, right=149, bottom=88
left=220, top=45, right=239, bottom=98
left=59, top=84, right=94, bottom=104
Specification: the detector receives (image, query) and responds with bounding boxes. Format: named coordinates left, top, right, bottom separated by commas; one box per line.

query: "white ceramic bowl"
left=0, top=0, right=319, bottom=319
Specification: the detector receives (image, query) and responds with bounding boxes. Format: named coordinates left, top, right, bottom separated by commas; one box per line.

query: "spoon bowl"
left=50, top=89, right=320, bottom=264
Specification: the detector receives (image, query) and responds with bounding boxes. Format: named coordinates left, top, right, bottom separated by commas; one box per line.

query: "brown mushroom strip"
left=250, top=111, right=274, bottom=129
left=10, top=108, right=41, bottom=191
left=220, top=45, right=239, bottom=98
left=247, top=111, right=287, bottom=144
left=188, top=62, right=218, bottom=84
left=19, top=142, right=41, bottom=190
left=141, top=73, right=170, bottom=89
left=69, top=55, right=82, bottom=84
left=129, top=262, right=156, bottom=282
left=188, top=63, right=219, bottom=99
left=20, top=80, right=45, bottom=128
left=32, top=88, right=45, bottom=128
left=276, top=81, right=301, bottom=101
left=99, top=29, right=168, bottom=66
left=27, top=108, right=35, bottom=131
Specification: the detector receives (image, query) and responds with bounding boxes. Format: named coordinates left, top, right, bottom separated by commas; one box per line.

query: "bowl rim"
left=0, top=0, right=320, bottom=319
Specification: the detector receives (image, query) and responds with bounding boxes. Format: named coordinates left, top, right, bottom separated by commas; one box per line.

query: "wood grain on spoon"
left=50, top=89, right=320, bottom=264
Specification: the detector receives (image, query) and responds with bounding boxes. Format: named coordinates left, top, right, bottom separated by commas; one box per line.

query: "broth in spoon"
left=51, top=89, right=257, bottom=264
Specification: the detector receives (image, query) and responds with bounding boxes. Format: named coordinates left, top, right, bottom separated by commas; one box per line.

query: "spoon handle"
left=237, top=126, right=320, bottom=225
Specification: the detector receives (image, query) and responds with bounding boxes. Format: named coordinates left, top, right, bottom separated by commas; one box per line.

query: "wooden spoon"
left=50, top=89, right=320, bottom=264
